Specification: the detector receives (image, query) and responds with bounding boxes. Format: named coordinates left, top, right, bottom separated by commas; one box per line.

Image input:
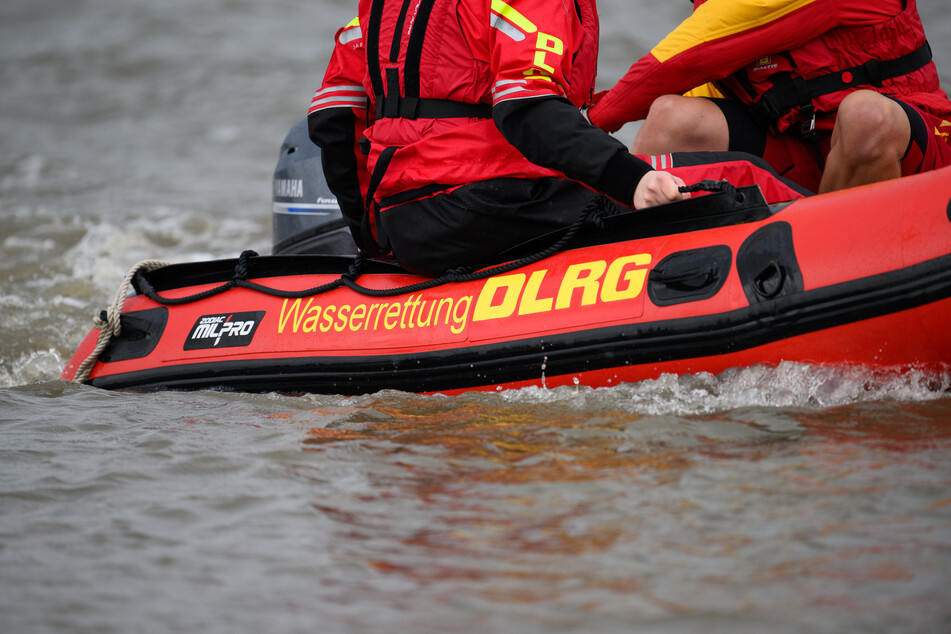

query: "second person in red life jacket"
left=307, top=0, right=688, bottom=277
left=588, top=0, right=951, bottom=195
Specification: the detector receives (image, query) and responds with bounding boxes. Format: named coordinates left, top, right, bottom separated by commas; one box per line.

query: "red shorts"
left=891, top=99, right=951, bottom=177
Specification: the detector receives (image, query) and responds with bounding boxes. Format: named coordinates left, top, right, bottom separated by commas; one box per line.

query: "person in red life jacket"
left=306, top=17, right=372, bottom=244
left=588, top=0, right=951, bottom=195
left=307, top=0, right=690, bottom=277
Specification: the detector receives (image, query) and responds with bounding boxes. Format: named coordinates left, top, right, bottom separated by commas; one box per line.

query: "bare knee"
left=819, top=91, right=910, bottom=192
left=832, top=91, right=910, bottom=163
left=632, top=95, right=728, bottom=154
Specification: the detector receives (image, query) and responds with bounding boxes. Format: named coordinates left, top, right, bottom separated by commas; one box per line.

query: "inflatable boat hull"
left=61, top=167, right=951, bottom=394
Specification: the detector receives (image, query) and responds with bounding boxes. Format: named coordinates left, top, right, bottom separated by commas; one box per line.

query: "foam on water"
left=0, top=154, right=47, bottom=192
left=498, top=363, right=951, bottom=415
left=0, top=201, right=268, bottom=388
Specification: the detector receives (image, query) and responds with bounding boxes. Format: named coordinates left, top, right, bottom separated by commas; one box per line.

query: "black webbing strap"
left=402, top=0, right=438, bottom=100
left=383, top=68, right=401, bottom=118
left=360, top=145, right=398, bottom=256
left=365, top=0, right=386, bottom=102
left=366, top=0, right=437, bottom=110
left=375, top=96, right=492, bottom=120
left=749, top=41, right=933, bottom=128
left=389, top=0, right=414, bottom=62
left=369, top=0, right=491, bottom=120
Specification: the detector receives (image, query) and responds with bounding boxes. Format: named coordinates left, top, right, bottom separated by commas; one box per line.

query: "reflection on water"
left=0, top=371, right=949, bottom=633
left=277, top=386, right=951, bottom=632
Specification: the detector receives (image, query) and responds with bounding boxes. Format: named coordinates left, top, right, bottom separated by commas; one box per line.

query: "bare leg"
left=818, top=90, right=911, bottom=193
left=631, top=95, right=730, bottom=155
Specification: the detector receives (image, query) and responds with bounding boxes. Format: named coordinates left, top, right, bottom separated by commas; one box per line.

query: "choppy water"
left=2, top=1, right=951, bottom=632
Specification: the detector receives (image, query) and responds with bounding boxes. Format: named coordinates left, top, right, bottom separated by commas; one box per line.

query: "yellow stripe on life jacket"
left=491, top=0, right=538, bottom=34
left=651, top=0, right=818, bottom=63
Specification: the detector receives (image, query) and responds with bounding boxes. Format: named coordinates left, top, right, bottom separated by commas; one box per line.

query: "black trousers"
left=377, top=150, right=804, bottom=276
left=379, top=177, right=599, bottom=277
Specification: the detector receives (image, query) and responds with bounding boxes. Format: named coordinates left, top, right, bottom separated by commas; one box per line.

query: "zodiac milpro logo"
left=184, top=311, right=265, bottom=350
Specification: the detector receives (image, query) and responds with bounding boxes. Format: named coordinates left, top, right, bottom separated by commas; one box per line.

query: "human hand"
left=632, top=170, right=690, bottom=209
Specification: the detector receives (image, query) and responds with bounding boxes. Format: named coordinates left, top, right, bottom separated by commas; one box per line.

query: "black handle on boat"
left=679, top=179, right=745, bottom=204
left=648, top=267, right=717, bottom=292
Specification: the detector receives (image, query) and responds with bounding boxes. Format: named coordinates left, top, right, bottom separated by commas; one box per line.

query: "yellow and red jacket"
left=589, top=0, right=951, bottom=134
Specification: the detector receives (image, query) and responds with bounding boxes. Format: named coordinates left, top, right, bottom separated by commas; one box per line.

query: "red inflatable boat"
left=61, top=166, right=951, bottom=394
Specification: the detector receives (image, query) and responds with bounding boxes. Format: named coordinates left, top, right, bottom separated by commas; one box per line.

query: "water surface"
left=2, top=1, right=951, bottom=632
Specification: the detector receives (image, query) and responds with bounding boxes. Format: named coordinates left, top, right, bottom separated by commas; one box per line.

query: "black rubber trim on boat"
left=98, top=307, right=168, bottom=363
left=87, top=252, right=951, bottom=394
left=138, top=254, right=408, bottom=293
left=648, top=245, right=732, bottom=306
left=736, top=221, right=804, bottom=303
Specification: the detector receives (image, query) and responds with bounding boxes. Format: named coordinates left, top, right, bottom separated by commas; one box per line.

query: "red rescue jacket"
left=590, top=0, right=951, bottom=134
left=713, top=0, right=944, bottom=134
left=360, top=0, right=602, bottom=203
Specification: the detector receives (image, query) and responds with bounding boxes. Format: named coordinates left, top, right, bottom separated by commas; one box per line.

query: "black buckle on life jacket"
left=862, top=59, right=883, bottom=87
left=799, top=103, right=816, bottom=137
left=750, top=92, right=783, bottom=128
left=797, top=103, right=825, bottom=169
left=749, top=73, right=806, bottom=128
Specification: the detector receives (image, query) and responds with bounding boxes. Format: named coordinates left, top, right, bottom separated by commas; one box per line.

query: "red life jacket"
left=705, top=0, right=943, bottom=134
left=358, top=0, right=601, bottom=205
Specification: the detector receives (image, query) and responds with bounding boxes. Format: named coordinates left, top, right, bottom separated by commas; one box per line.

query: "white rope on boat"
left=72, top=259, right=171, bottom=384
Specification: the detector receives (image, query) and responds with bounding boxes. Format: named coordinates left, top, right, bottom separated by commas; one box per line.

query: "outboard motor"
left=271, top=118, right=358, bottom=255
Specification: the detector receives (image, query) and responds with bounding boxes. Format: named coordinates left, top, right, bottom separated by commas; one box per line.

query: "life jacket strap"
left=361, top=145, right=399, bottom=256
left=749, top=41, right=933, bottom=128
left=375, top=95, right=493, bottom=120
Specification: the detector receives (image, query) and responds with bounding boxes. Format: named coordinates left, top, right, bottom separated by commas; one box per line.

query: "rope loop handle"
left=233, top=250, right=258, bottom=282
left=72, top=258, right=170, bottom=384
left=342, top=251, right=368, bottom=281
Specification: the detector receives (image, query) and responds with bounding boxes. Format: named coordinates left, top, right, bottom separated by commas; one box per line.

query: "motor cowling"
left=271, top=118, right=357, bottom=255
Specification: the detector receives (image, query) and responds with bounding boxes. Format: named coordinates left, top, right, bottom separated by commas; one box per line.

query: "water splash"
left=498, top=362, right=950, bottom=415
